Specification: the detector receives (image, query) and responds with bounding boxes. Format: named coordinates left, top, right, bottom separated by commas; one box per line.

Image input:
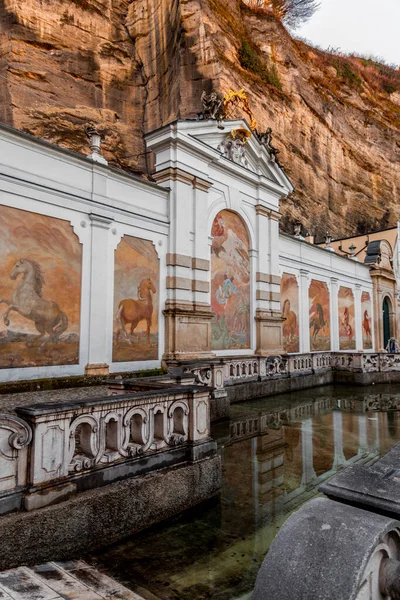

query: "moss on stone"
left=238, top=40, right=282, bottom=90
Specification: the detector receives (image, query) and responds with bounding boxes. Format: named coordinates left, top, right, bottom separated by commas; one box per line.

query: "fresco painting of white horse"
left=0, top=259, right=69, bottom=347
left=0, top=205, right=82, bottom=368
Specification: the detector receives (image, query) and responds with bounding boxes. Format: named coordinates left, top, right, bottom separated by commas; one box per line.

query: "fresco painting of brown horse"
left=338, top=287, right=356, bottom=350
left=281, top=273, right=299, bottom=353
left=363, top=310, right=372, bottom=343
left=310, top=303, right=326, bottom=342
left=112, top=235, right=159, bottom=362
left=309, top=280, right=331, bottom=351
left=282, top=299, right=297, bottom=343
left=361, top=291, right=373, bottom=349
left=116, top=278, right=156, bottom=346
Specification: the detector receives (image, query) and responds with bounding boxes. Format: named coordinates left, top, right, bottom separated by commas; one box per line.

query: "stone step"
left=0, top=560, right=144, bottom=600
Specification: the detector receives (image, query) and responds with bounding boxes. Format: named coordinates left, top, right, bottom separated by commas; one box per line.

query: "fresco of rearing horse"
left=116, top=278, right=156, bottom=346
left=0, top=258, right=68, bottom=347
left=310, top=303, right=327, bottom=341
left=363, top=309, right=372, bottom=343
left=282, top=299, right=297, bottom=343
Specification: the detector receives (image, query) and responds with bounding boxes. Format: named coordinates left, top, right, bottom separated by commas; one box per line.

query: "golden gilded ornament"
left=222, top=89, right=257, bottom=130
left=230, top=128, right=252, bottom=144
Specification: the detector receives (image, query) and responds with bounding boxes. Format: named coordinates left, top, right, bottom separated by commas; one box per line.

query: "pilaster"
left=157, top=169, right=215, bottom=360
left=254, top=204, right=284, bottom=355
left=299, top=270, right=310, bottom=353
left=85, top=213, right=114, bottom=376
left=354, top=284, right=363, bottom=352
left=330, top=278, right=339, bottom=351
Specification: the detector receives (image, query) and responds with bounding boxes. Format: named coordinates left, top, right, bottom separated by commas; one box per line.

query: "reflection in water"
left=91, top=384, right=400, bottom=600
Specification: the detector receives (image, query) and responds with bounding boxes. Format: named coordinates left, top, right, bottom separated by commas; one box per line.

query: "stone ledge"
left=0, top=454, right=221, bottom=570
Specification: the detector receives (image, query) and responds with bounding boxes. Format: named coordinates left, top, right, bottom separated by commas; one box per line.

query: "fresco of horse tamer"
left=338, top=286, right=356, bottom=350
left=281, top=273, right=299, bottom=353
left=211, top=210, right=250, bottom=350
left=309, top=279, right=331, bottom=351
left=361, top=291, right=373, bottom=350
left=0, top=205, right=82, bottom=368
left=113, top=235, right=159, bottom=362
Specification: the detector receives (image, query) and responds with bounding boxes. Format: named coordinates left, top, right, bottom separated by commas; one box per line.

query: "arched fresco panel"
left=113, top=236, right=159, bottom=362
left=361, top=291, right=373, bottom=350
left=211, top=210, right=250, bottom=350
left=338, top=286, right=356, bottom=350
left=281, top=273, right=299, bottom=353
left=309, top=280, right=331, bottom=351
left=0, top=205, right=81, bottom=368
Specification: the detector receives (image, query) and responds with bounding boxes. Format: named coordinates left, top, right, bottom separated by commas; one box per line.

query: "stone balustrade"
left=223, top=357, right=262, bottom=383
left=288, top=353, right=313, bottom=376
left=212, top=352, right=399, bottom=384
left=0, top=386, right=213, bottom=514
left=3, top=350, right=400, bottom=516
left=166, top=351, right=400, bottom=389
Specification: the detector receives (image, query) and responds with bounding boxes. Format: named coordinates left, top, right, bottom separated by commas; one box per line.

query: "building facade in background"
left=0, top=119, right=397, bottom=383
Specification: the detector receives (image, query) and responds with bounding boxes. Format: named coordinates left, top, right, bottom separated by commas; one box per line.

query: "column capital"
left=255, top=205, right=282, bottom=221
left=300, top=269, right=309, bottom=276
left=89, top=213, right=114, bottom=229
left=153, top=167, right=212, bottom=190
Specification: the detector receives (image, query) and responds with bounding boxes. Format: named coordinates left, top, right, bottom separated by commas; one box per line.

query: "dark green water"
left=90, top=384, right=400, bottom=600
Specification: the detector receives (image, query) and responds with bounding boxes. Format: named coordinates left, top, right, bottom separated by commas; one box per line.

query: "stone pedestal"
left=84, top=363, right=109, bottom=376
left=255, top=309, right=285, bottom=355
left=163, top=300, right=216, bottom=361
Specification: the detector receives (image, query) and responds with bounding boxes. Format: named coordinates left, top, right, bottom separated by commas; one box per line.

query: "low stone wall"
left=0, top=384, right=215, bottom=515
left=0, top=453, right=221, bottom=571
left=226, top=371, right=334, bottom=404
left=0, top=380, right=221, bottom=571
left=334, top=370, right=400, bottom=386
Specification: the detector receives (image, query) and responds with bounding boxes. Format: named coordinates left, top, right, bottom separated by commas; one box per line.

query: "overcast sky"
left=296, top=0, right=400, bottom=66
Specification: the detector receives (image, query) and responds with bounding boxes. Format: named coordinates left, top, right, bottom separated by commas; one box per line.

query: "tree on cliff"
left=245, top=0, right=320, bottom=28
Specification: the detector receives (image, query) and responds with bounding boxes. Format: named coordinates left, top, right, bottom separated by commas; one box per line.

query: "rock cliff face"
left=1, top=0, right=399, bottom=238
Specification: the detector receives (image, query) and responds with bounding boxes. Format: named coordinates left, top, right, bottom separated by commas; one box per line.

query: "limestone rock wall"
left=1, top=0, right=399, bottom=237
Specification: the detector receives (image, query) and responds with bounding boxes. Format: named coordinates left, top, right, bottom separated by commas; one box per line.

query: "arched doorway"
left=382, top=296, right=392, bottom=348
left=210, top=210, right=250, bottom=350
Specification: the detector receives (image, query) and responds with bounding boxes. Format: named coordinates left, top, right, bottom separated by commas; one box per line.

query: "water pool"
left=91, top=384, right=400, bottom=599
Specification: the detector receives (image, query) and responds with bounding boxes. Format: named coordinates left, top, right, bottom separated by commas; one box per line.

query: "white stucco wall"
left=0, top=125, right=169, bottom=382
left=279, top=234, right=375, bottom=352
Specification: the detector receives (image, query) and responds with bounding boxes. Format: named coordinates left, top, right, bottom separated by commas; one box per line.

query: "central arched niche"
left=210, top=209, right=250, bottom=350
